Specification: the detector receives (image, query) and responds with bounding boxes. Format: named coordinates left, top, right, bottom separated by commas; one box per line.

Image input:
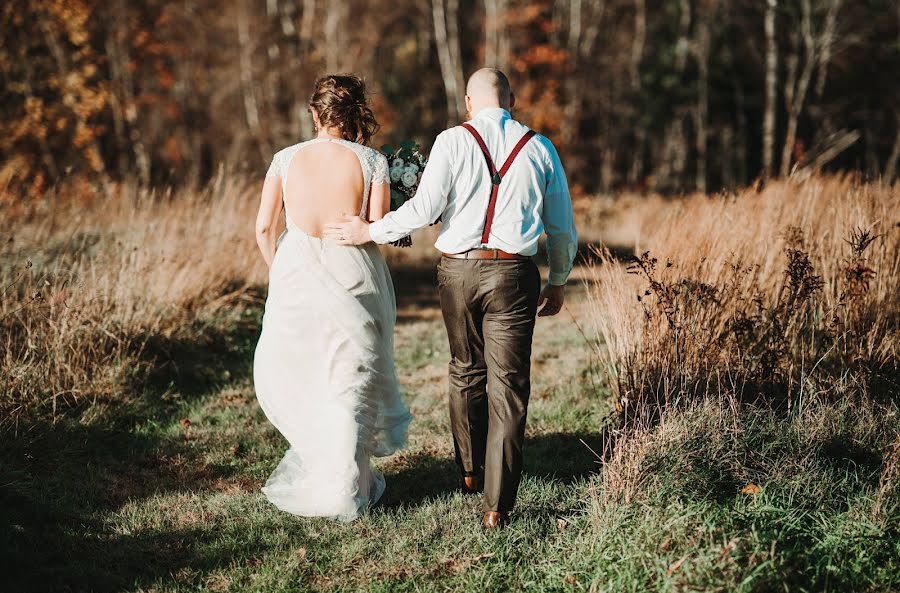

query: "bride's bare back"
left=256, top=137, right=390, bottom=259
left=285, top=141, right=365, bottom=237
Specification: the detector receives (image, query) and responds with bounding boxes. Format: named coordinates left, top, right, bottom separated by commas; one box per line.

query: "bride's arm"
left=367, top=182, right=390, bottom=222
left=255, top=177, right=283, bottom=268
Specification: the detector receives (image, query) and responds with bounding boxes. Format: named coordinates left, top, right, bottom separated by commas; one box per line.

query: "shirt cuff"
left=548, top=270, right=570, bottom=286
left=368, top=219, right=388, bottom=244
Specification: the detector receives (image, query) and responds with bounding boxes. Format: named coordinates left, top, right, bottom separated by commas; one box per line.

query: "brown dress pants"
left=437, top=256, right=541, bottom=512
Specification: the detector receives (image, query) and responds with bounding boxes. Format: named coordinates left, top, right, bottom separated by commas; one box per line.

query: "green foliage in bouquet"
left=381, top=140, right=428, bottom=247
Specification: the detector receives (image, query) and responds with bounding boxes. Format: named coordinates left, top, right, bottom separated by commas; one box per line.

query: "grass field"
left=2, top=176, right=898, bottom=592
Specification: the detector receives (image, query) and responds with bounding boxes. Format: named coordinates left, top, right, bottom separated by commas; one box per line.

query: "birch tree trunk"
left=693, top=3, right=713, bottom=192
left=675, top=0, right=692, bottom=72
left=104, top=2, right=135, bottom=179
left=814, top=0, right=841, bottom=98
left=446, top=0, right=466, bottom=119
left=485, top=0, right=498, bottom=65
left=780, top=0, right=841, bottom=176
left=237, top=0, right=268, bottom=161
left=325, top=0, right=346, bottom=73
left=763, top=0, right=777, bottom=178
left=484, top=0, right=508, bottom=70
left=630, top=0, right=645, bottom=92
left=560, top=0, right=582, bottom=146
left=628, top=0, right=646, bottom=184
left=432, top=0, right=464, bottom=125
left=561, top=0, right=605, bottom=146
left=296, top=0, right=316, bottom=140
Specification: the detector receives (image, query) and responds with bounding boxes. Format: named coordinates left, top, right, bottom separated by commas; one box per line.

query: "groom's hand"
left=537, top=283, right=565, bottom=317
left=323, top=214, right=371, bottom=245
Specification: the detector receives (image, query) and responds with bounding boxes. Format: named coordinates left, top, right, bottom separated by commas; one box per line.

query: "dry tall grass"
left=586, top=176, right=900, bottom=562
left=585, top=174, right=899, bottom=420
left=1, top=174, right=264, bottom=430
left=0, top=172, right=449, bottom=432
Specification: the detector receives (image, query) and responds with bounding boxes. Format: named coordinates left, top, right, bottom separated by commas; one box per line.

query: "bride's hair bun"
left=309, top=74, right=380, bottom=145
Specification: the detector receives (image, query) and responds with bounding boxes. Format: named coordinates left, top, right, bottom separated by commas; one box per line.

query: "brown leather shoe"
left=482, top=511, right=509, bottom=529
left=462, top=475, right=482, bottom=494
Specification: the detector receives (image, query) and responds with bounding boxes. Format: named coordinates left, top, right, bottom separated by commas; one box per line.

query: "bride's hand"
left=323, top=214, right=371, bottom=245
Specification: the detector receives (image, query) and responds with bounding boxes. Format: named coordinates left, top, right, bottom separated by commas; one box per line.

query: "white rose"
left=392, top=158, right=404, bottom=168
left=401, top=171, right=417, bottom=188
left=390, top=167, right=403, bottom=182
left=404, top=163, right=419, bottom=175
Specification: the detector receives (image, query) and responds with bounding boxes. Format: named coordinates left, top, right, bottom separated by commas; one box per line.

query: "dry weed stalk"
left=585, top=175, right=899, bottom=427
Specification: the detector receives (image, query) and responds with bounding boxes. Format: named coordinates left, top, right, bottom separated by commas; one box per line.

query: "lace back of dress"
left=268, top=139, right=388, bottom=227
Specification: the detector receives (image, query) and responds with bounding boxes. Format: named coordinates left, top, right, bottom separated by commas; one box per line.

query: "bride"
left=253, top=74, right=412, bottom=522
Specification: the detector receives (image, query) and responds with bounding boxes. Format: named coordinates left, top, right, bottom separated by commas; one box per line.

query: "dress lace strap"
left=359, top=185, right=369, bottom=220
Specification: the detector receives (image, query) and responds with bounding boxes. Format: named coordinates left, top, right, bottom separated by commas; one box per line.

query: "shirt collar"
left=472, top=107, right=510, bottom=122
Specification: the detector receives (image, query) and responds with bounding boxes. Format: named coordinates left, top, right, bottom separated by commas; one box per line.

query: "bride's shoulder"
left=266, top=141, right=316, bottom=178
left=355, top=143, right=388, bottom=165
left=273, top=140, right=315, bottom=157
left=356, top=142, right=384, bottom=156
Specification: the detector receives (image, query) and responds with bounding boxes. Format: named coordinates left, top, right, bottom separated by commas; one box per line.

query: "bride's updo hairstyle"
left=309, top=74, right=380, bottom=146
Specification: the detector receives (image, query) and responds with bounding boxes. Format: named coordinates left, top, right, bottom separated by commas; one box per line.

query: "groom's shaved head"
left=466, top=68, right=512, bottom=109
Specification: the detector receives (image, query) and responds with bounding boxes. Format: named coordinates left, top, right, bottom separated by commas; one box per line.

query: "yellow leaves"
left=72, top=121, right=94, bottom=148
left=740, top=483, right=762, bottom=495
left=24, top=97, right=45, bottom=116
left=65, top=71, right=85, bottom=88
left=85, top=146, right=104, bottom=172
left=44, top=0, right=92, bottom=47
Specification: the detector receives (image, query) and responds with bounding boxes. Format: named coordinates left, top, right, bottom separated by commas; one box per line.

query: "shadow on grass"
left=2, top=498, right=254, bottom=593
left=1, top=430, right=256, bottom=593
left=1, top=307, right=264, bottom=593
left=378, top=430, right=605, bottom=510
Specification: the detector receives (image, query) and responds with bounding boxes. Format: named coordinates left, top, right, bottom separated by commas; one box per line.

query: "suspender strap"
left=461, top=123, right=537, bottom=245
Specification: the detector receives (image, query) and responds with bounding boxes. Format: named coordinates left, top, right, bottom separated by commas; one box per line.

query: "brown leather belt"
left=441, top=248, right=529, bottom=261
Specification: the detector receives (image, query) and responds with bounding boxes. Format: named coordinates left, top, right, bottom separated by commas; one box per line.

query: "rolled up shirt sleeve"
left=369, top=132, right=454, bottom=244
left=541, top=141, right=578, bottom=286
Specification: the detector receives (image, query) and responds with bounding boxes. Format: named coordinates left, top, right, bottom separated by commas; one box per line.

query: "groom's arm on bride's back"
left=368, top=132, right=455, bottom=244
left=540, top=137, right=578, bottom=288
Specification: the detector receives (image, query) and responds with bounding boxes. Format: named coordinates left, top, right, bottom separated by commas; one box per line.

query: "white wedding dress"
left=253, top=138, right=412, bottom=522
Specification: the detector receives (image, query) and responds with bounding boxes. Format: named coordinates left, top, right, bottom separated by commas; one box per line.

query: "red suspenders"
left=460, top=123, right=536, bottom=245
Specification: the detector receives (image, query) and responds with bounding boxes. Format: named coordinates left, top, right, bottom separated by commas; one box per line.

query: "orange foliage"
left=0, top=1, right=109, bottom=188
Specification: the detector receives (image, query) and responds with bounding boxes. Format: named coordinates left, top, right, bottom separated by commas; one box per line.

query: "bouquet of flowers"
left=381, top=140, right=428, bottom=247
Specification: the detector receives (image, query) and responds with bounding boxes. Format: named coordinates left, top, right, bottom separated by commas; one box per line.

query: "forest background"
left=3, top=0, right=899, bottom=197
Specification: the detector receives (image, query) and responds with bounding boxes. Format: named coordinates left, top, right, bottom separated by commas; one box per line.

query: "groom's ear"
left=509, top=93, right=516, bottom=110
left=464, top=95, right=472, bottom=117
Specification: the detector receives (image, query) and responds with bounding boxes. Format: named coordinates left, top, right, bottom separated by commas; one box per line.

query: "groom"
left=325, top=68, right=577, bottom=528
